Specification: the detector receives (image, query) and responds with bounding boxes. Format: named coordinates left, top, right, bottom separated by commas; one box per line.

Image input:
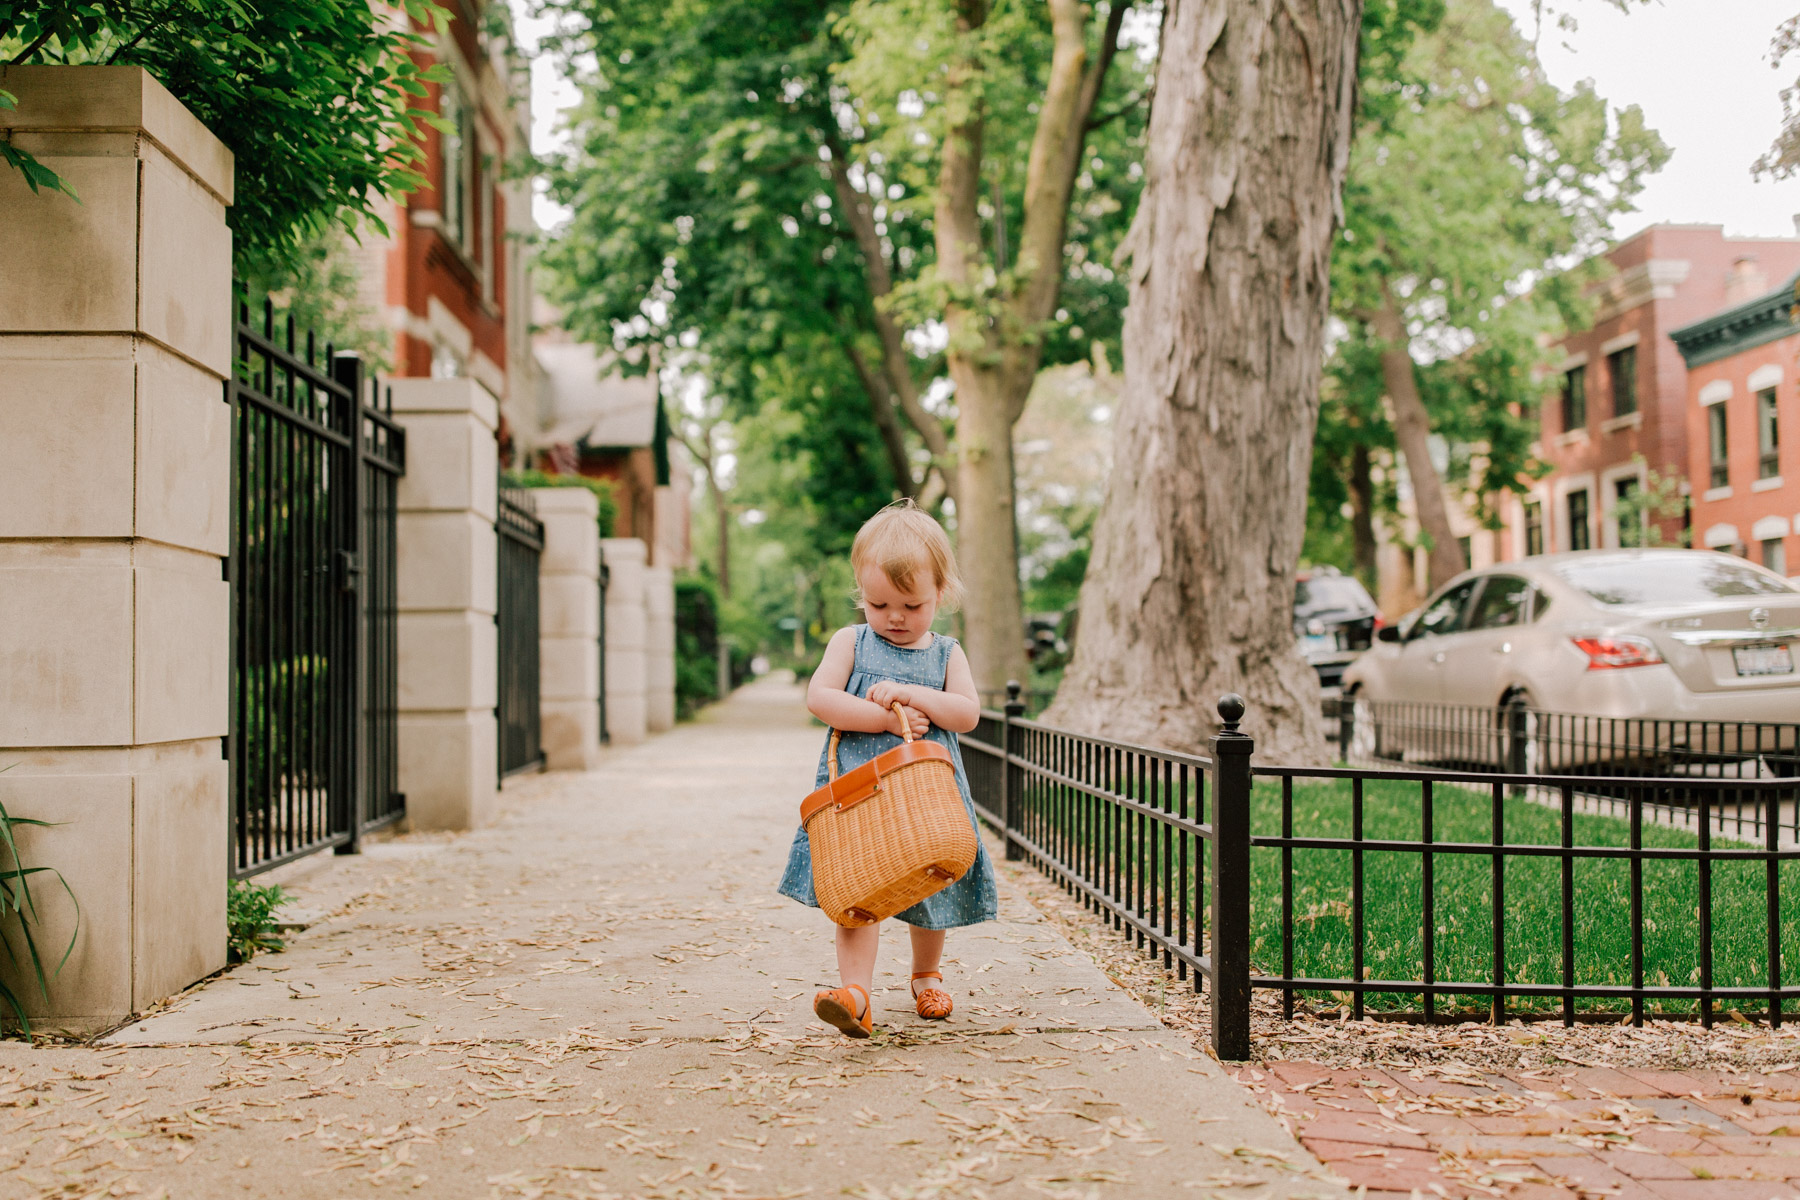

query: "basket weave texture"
left=802, top=704, right=978, bottom=928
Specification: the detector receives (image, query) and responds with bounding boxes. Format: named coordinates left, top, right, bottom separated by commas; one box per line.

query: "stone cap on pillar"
left=0, top=65, right=233, bottom=206
left=387, top=377, right=501, bottom=433
left=531, top=487, right=599, bottom=518
left=599, top=537, right=648, bottom=567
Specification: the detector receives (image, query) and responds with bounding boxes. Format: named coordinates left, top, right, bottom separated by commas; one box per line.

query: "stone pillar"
left=534, top=488, right=601, bottom=770
left=645, top=564, right=677, bottom=732
left=601, top=539, right=649, bottom=745
left=392, top=378, right=499, bottom=829
left=0, top=66, right=233, bottom=1031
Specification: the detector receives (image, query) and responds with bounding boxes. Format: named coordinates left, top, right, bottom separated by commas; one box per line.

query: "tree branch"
left=840, top=336, right=919, bottom=498
left=1085, top=89, right=1145, bottom=133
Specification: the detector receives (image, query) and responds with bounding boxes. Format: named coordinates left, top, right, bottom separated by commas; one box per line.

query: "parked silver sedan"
left=1341, top=549, right=1800, bottom=768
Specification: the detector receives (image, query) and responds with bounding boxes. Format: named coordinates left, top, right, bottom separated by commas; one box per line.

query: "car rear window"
left=1554, top=556, right=1798, bottom=608
left=1295, top=576, right=1374, bottom=616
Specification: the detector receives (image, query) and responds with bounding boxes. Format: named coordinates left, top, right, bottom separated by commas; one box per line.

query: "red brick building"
left=1506, top=226, right=1800, bottom=560
left=351, top=1, right=538, bottom=449
left=1671, top=276, right=1800, bottom=579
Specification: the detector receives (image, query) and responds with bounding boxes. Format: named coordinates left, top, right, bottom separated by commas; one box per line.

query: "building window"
left=1561, top=366, right=1587, bottom=432
left=1608, top=345, right=1638, bottom=418
left=1568, top=488, right=1591, bottom=551
left=1765, top=537, right=1789, bottom=577
left=1759, top=386, right=1780, bottom=479
left=440, top=82, right=476, bottom=252
left=1709, top=402, right=1730, bottom=489
left=1524, top=501, right=1544, bottom=556
left=1614, top=477, right=1642, bottom=547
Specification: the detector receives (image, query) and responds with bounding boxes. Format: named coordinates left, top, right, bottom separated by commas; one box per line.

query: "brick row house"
left=343, top=0, right=687, bottom=561
left=1671, top=273, right=1800, bottom=576
left=1504, top=225, right=1800, bottom=573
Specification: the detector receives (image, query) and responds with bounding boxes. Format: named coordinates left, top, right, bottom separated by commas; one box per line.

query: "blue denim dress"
left=777, top=625, right=999, bottom=930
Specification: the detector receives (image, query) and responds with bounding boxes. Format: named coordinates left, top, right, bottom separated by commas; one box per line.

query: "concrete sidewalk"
left=0, top=677, right=1341, bottom=1199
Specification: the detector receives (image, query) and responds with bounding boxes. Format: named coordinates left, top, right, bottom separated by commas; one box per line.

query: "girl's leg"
left=835, top=922, right=881, bottom=1015
left=909, top=926, right=946, bottom=994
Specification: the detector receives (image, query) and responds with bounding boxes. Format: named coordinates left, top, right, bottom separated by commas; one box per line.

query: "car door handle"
left=1432, top=652, right=1445, bottom=664
left=1492, top=642, right=1512, bottom=655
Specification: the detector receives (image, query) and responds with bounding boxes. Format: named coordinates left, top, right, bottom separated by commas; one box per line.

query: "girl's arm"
left=867, top=644, right=982, bottom=734
left=807, top=628, right=925, bottom=736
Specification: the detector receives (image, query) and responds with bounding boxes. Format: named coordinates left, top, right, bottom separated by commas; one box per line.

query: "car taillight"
left=1572, top=636, right=1664, bottom=670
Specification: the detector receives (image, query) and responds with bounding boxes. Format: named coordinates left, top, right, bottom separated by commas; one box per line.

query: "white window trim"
left=1704, top=522, right=1741, bottom=549
left=1554, top=428, right=1591, bottom=448
left=1704, top=485, right=1734, bottom=502
left=1700, top=380, right=1733, bottom=407
left=1556, top=351, right=1590, bottom=372
left=1753, top=514, right=1792, bottom=541
left=1601, top=412, right=1644, bottom=434
left=1749, top=364, right=1784, bottom=393
left=1600, top=330, right=1642, bottom=356
left=1753, top=476, right=1786, bottom=493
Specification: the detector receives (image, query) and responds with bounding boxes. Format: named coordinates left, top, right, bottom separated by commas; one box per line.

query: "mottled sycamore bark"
left=1045, top=0, right=1361, bottom=764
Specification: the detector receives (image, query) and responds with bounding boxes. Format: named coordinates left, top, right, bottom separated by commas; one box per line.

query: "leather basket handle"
left=827, top=700, right=912, bottom=781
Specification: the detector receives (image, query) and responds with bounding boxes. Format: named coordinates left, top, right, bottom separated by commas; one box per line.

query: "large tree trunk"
left=1044, top=0, right=1361, bottom=764
left=1373, top=297, right=1465, bottom=593
left=935, top=0, right=1122, bottom=693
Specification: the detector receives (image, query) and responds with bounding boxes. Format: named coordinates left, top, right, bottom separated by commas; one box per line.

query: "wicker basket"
left=801, top=702, right=979, bottom=927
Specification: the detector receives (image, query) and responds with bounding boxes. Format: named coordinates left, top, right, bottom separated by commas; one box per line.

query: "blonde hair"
left=851, top=499, right=964, bottom=611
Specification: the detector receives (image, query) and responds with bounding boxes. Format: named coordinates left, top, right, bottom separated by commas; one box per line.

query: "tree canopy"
left=0, top=0, right=448, bottom=272
left=1314, top=0, right=1667, bottom=594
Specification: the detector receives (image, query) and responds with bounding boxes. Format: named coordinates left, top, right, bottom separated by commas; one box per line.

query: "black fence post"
left=1003, top=680, right=1026, bottom=861
left=1210, top=693, right=1254, bottom=1061
left=598, top=558, right=610, bottom=746
left=332, top=352, right=367, bottom=856
left=1337, top=695, right=1354, bottom=761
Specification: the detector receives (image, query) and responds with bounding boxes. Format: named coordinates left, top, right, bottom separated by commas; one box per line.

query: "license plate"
left=1733, top=643, right=1795, bottom=676
left=1302, top=634, right=1336, bottom=654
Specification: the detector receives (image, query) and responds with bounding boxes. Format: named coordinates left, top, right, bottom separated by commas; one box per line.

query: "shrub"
left=502, top=469, right=618, bottom=538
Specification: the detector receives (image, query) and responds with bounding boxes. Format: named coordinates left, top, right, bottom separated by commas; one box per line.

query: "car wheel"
left=1501, top=690, right=1541, bottom=777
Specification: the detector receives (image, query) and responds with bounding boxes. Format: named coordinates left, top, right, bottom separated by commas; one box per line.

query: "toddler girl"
left=776, top=500, right=998, bottom=1037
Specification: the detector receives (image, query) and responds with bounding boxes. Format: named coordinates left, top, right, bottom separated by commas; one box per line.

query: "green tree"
left=1, top=0, right=447, bottom=272
left=538, top=0, right=1147, bottom=688
left=1328, top=0, right=1668, bottom=593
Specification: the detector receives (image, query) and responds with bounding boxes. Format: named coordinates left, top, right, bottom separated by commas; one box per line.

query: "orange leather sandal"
left=813, top=983, right=873, bottom=1039
left=911, top=971, right=953, bottom=1020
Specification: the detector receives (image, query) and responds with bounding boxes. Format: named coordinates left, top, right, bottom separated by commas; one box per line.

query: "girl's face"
left=857, top=564, right=940, bottom=646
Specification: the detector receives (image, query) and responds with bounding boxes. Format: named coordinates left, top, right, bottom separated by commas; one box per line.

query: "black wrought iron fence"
left=497, top=485, right=544, bottom=779
left=227, top=297, right=405, bottom=878
left=598, top=558, right=610, bottom=745
left=965, top=684, right=1800, bottom=1059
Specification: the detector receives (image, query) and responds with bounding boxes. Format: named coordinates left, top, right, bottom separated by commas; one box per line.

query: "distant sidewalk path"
left=0, top=675, right=1339, bottom=1200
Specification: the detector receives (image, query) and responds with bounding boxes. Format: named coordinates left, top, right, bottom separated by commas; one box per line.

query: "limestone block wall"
left=534, top=488, right=601, bottom=770
left=644, top=564, right=677, bottom=733
left=392, top=378, right=500, bottom=829
left=601, top=539, right=649, bottom=745
left=0, top=65, right=234, bottom=1031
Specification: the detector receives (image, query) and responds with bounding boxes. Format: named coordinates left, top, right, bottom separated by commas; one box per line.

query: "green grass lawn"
left=1011, top=773, right=1797, bottom=1017
left=1248, top=776, right=1798, bottom=1016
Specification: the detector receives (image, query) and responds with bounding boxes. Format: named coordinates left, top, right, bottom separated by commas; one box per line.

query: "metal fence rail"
left=497, top=486, right=544, bottom=779
left=964, top=687, right=1250, bottom=1056
left=227, top=297, right=405, bottom=877
left=966, top=684, right=1800, bottom=1057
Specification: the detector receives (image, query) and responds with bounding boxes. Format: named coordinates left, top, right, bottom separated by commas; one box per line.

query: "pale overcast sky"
left=514, top=0, right=1800, bottom=240
left=1496, top=0, right=1800, bottom=240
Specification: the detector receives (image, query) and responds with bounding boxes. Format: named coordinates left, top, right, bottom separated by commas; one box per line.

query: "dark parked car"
left=1295, top=568, right=1380, bottom=690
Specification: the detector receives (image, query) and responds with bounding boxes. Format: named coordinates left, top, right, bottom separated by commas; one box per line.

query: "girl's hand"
left=887, top=705, right=930, bottom=739
left=867, top=681, right=913, bottom=710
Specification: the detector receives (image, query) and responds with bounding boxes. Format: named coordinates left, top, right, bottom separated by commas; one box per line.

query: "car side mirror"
left=1377, top=625, right=1401, bottom=643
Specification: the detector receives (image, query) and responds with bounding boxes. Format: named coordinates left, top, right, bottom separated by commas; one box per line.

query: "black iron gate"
left=228, top=297, right=406, bottom=878
left=497, top=485, right=545, bottom=778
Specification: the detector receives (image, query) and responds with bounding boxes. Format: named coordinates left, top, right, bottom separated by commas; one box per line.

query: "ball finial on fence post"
left=1217, top=693, right=1246, bottom=734
left=1005, top=679, right=1022, bottom=708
